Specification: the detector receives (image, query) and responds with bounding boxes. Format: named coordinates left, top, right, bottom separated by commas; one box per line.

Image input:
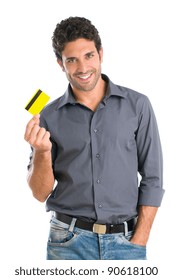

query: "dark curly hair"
left=52, top=17, right=102, bottom=60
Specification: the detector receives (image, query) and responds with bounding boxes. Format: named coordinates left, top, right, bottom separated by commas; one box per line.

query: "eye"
left=86, top=52, right=94, bottom=59
left=66, top=58, right=77, bottom=63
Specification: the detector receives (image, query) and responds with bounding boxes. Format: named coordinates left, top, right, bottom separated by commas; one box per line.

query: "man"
left=24, top=17, right=164, bottom=260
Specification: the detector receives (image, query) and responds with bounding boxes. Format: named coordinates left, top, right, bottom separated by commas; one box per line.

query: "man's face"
left=58, top=38, right=103, bottom=93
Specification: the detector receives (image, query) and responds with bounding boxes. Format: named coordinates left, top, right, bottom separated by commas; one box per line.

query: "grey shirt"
left=30, top=74, right=164, bottom=224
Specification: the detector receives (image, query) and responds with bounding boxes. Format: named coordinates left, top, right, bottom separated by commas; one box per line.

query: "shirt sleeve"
left=136, top=96, right=165, bottom=207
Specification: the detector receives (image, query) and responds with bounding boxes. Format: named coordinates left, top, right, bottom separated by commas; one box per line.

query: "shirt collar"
left=56, top=74, right=126, bottom=110
left=102, top=74, right=127, bottom=99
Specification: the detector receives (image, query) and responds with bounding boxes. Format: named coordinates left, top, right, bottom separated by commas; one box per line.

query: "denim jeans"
left=47, top=216, right=146, bottom=260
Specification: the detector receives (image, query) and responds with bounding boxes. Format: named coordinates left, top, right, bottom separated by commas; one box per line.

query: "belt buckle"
left=93, top=223, right=106, bottom=234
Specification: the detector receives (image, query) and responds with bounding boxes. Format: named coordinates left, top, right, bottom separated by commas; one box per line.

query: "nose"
left=76, top=60, right=88, bottom=73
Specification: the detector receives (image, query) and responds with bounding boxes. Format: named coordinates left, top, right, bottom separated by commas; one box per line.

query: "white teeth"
left=78, top=74, right=91, bottom=79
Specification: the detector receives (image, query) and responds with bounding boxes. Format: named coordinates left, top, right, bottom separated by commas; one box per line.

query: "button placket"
left=90, top=112, right=104, bottom=219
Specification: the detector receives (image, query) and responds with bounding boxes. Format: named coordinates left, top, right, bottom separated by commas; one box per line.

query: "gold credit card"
left=24, top=89, right=50, bottom=115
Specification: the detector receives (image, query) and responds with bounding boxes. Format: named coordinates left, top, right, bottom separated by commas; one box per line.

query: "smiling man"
left=24, top=17, right=164, bottom=260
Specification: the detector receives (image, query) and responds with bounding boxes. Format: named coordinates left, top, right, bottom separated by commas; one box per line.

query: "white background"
left=0, top=0, right=172, bottom=278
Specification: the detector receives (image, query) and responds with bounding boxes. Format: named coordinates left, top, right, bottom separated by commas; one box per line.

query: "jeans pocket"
left=47, top=219, right=78, bottom=246
left=121, top=231, right=146, bottom=249
left=116, top=231, right=146, bottom=260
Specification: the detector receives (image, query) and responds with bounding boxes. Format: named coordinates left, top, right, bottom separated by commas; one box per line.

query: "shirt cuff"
left=138, top=186, right=165, bottom=207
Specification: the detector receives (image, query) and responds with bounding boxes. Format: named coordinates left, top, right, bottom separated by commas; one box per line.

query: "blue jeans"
left=47, top=217, right=146, bottom=260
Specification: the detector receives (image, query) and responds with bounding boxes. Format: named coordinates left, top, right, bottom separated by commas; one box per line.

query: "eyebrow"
left=85, top=51, right=95, bottom=56
left=65, top=56, right=76, bottom=61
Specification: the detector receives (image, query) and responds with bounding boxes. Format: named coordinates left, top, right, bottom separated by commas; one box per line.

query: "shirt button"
left=96, top=153, right=100, bottom=158
left=93, top=129, right=98, bottom=133
left=97, top=179, right=100, bottom=184
left=98, top=204, right=102, bottom=208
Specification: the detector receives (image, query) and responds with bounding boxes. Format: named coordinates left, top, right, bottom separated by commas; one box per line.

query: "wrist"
left=130, top=235, right=148, bottom=246
left=34, top=149, right=51, bottom=155
left=33, top=149, right=52, bottom=163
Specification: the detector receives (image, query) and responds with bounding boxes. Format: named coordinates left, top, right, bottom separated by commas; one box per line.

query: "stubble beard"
left=67, top=67, right=102, bottom=93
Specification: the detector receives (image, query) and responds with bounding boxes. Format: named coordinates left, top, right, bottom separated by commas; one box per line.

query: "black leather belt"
left=54, top=212, right=136, bottom=234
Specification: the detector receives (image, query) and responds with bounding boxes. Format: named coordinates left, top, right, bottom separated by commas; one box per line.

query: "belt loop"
left=68, top=218, right=77, bottom=232
left=123, top=221, right=128, bottom=236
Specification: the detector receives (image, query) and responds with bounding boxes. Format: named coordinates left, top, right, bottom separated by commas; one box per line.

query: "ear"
left=57, top=59, right=65, bottom=72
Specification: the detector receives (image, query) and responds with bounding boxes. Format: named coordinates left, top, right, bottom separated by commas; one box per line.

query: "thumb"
left=33, top=114, right=40, bottom=125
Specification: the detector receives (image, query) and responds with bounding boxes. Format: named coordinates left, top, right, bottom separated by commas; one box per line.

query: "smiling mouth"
left=75, top=72, right=93, bottom=81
